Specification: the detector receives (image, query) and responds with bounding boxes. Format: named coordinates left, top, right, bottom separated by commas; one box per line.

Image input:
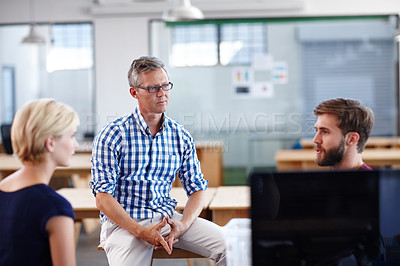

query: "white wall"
left=0, top=0, right=399, bottom=132
left=303, top=0, right=400, bottom=16
left=93, top=16, right=149, bottom=128
left=0, top=0, right=93, bottom=24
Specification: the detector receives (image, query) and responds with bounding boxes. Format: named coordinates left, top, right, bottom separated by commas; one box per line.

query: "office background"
left=0, top=0, right=399, bottom=183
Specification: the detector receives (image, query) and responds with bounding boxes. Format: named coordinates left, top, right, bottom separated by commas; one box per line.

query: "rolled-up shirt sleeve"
left=178, top=134, right=208, bottom=197
left=90, top=125, right=122, bottom=196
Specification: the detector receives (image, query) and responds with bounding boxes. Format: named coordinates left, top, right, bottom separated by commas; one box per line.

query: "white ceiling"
left=92, top=0, right=305, bottom=16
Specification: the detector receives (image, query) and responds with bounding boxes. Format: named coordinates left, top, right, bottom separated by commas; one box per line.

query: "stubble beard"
left=316, top=137, right=346, bottom=167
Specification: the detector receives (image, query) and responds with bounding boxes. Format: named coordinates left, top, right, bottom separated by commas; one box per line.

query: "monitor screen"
left=379, top=169, right=400, bottom=240
left=250, top=170, right=381, bottom=266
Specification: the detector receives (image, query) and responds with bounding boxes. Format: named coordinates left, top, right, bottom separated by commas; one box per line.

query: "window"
left=170, top=22, right=266, bottom=67
left=47, top=23, right=93, bottom=72
left=0, top=23, right=95, bottom=139
left=1, top=66, right=15, bottom=124
left=171, top=24, right=218, bottom=66
left=152, top=15, right=399, bottom=169
left=220, top=23, right=266, bottom=65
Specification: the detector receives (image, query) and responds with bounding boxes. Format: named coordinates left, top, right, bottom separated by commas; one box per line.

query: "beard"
left=316, top=137, right=345, bottom=167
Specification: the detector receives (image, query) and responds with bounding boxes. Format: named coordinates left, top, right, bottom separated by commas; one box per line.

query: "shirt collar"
left=133, top=107, right=166, bottom=136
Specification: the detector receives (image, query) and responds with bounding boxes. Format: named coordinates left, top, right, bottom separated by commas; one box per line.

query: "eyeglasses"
left=136, top=82, right=173, bottom=93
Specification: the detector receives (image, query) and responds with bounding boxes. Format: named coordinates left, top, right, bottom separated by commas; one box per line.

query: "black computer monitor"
left=379, top=169, right=400, bottom=264
left=250, top=170, right=381, bottom=266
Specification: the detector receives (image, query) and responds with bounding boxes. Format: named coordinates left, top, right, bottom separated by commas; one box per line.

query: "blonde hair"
left=11, top=99, right=80, bottom=163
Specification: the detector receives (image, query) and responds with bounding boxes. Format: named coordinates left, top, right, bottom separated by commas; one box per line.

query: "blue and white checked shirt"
left=90, top=107, right=208, bottom=223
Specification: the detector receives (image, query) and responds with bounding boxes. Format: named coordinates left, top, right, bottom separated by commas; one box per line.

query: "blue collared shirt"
left=90, top=107, right=208, bottom=223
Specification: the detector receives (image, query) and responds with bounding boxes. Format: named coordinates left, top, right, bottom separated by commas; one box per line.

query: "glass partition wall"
left=0, top=23, right=95, bottom=140
left=150, top=15, right=400, bottom=173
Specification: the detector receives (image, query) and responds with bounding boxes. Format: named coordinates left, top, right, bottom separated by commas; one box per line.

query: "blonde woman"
left=0, top=99, right=79, bottom=266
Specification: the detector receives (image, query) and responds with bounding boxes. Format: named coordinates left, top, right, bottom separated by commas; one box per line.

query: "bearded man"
left=313, top=98, right=375, bottom=170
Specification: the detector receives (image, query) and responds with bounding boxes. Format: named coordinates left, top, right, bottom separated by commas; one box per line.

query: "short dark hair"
left=314, top=98, right=374, bottom=153
left=127, top=56, right=168, bottom=87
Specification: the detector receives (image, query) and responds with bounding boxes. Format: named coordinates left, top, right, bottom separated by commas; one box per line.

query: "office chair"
left=1, top=124, right=13, bottom=154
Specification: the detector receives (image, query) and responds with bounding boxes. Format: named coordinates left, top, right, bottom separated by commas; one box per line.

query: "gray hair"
left=127, top=56, right=168, bottom=87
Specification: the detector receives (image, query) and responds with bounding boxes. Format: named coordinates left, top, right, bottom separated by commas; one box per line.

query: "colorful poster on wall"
left=253, top=82, right=274, bottom=98
left=232, top=55, right=288, bottom=98
left=232, top=68, right=253, bottom=97
left=271, top=61, right=288, bottom=84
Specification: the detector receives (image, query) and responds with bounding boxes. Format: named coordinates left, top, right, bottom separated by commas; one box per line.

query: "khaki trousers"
left=99, top=211, right=226, bottom=266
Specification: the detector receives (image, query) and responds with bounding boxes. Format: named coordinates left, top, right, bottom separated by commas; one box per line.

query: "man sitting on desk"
left=90, top=56, right=226, bottom=266
left=313, top=98, right=375, bottom=170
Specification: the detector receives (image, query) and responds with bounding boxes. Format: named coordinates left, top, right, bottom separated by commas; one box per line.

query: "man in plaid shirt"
left=90, top=56, right=226, bottom=266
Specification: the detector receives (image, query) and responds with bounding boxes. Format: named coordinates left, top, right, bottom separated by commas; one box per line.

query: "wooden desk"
left=301, top=137, right=400, bottom=150
left=195, top=141, right=224, bottom=187
left=0, top=153, right=92, bottom=186
left=209, top=186, right=250, bottom=226
left=172, top=187, right=216, bottom=212
left=275, top=148, right=400, bottom=171
left=171, top=141, right=224, bottom=187
left=57, top=188, right=99, bottom=220
left=57, top=187, right=99, bottom=245
left=56, top=187, right=217, bottom=220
